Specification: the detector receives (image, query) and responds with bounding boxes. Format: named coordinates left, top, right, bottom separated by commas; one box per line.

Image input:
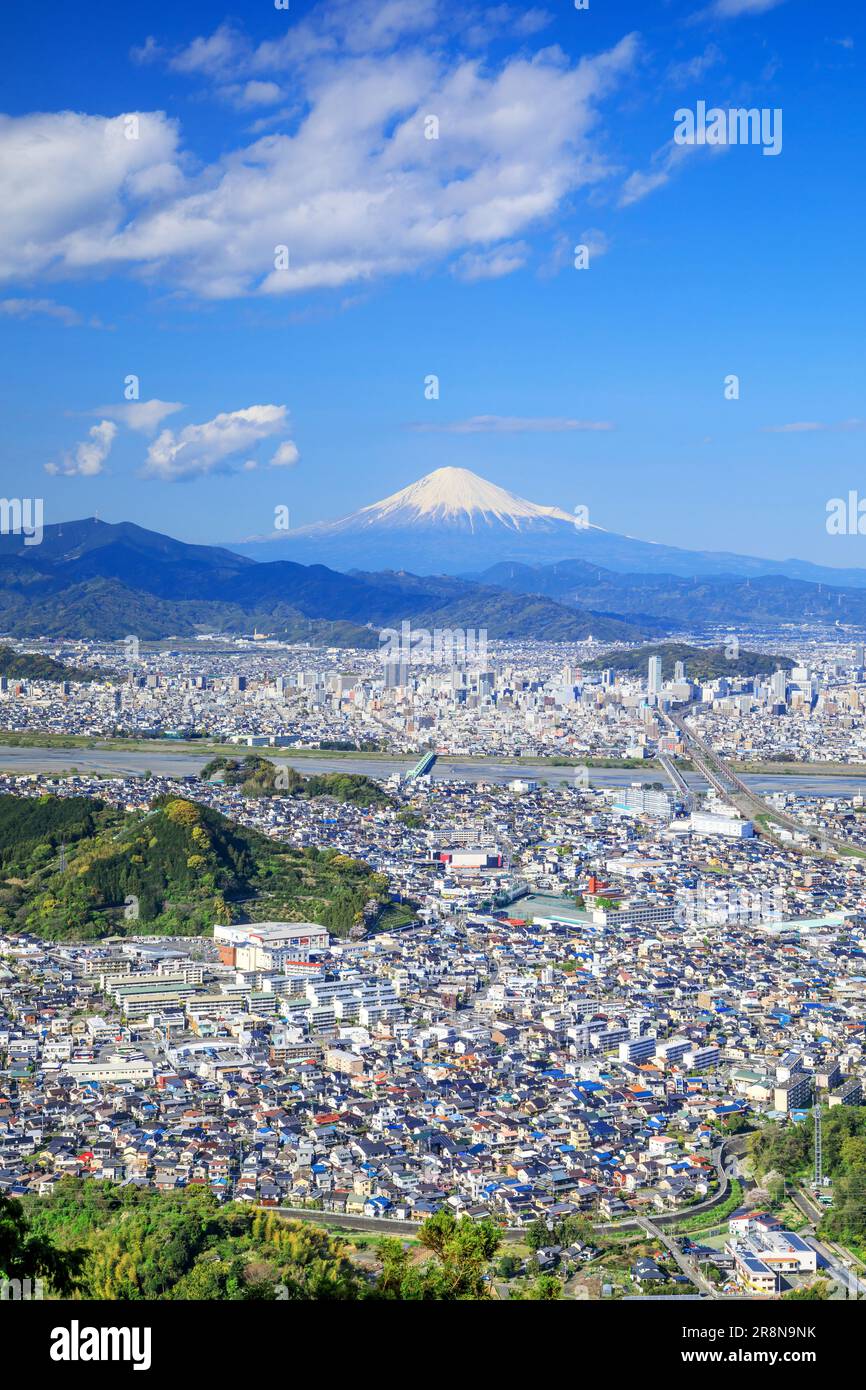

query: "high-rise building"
left=674, top=659, right=686, bottom=682
left=384, top=662, right=409, bottom=689
left=648, top=656, right=662, bottom=695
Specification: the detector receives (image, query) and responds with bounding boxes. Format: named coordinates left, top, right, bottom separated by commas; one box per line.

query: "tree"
left=525, top=1218, right=551, bottom=1252
left=525, top=1274, right=563, bottom=1300
left=783, top=1280, right=830, bottom=1300
left=377, top=1212, right=502, bottom=1301
left=0, top=1193, right=83, bottom=1295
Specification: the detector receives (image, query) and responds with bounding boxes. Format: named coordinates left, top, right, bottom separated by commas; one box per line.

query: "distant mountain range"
left=3, top=466, right=866, bottom=643
left=233, top=465, right=866, bottom=588
left=466, top=558, right=866, bottom=628
left=0, top=517, right=655, bottom=643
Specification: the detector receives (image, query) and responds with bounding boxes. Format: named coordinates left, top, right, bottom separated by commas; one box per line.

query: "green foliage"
left=0, top=793, right=103, bottom=875
left=0, top=644, right=106, bottom=682
left=526, top=1213, right=596, bottom=1252
left=0, top=1191, right=84, bottom=1295
left=749, top=1122, right=812, bottom=1181
left=23, top=1181, right=508, bottom=1302
left=515, top=1274, right=563, bottom=1300
left=673, top=1180, right=743, bottom=1234
left=783, top=1280, right=831, bottom=1300
left=376, top=1209, right=501, bottom=1300
left=200, top=755, right=389, bottom=807
left=0, top=793, right=391, bottom=940
left=584, top=641, right=795, bottom=681
left=24, top=1180, right=366, bottom=1300
left=751, top=1109, right=866, bottom=1253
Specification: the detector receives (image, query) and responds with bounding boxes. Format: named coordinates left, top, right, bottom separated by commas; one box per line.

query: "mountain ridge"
left=0, top=519, right=655, bottom=643
left=231, top=467, right=866, bottom=589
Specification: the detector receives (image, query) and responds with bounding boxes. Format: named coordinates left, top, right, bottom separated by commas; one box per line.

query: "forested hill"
left=0, top=793, right=391, bottom=939
left=200, top=754, right=390, bottom=807
left=0, top=644, right=105, bottom=682
left=584, top=641, right=795, bottom=681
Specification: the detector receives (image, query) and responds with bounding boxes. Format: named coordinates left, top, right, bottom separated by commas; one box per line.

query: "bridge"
left=657, top=751, right=693, bottom=806
left=663, top=706, right=851, bottom=857
left=407, top=751, right=437, bottom=781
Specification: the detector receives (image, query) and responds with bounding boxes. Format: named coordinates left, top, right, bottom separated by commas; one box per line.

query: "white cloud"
left=0, top=110, right=181, bottom=282
left=91, top=399, right=184, bottom=434
left=619, top=137, right=716, bottom=208
left=698, top=0, right=787, bottom=17
left=0, top=297, right=82, bottom=325
left=0, top=20, right=640, bottom=299
left=452, top=242, right=530, bottom=281
left=410, top=415, right=613, bottom=433
left=142, top=404, right=293, bottom=480
left=233, top=81, right=284, bottom=108
left=763, top=420, right=865, bottom=434
left=666, top=44, right=723, bottom=84
left=168, top=22, right=245, bottom=77
left=270, top=440, right=300, bottom=467
left=131, top=35, right=164, bottom=65
left=45, top=420, right=117, bottom=477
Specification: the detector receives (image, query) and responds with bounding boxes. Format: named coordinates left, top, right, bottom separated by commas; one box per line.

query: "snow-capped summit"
left=234, top=464, right=824, bottom=582
left=345, top=466, right=578, bottom=532
left=233, top=464, right=626, bottom=571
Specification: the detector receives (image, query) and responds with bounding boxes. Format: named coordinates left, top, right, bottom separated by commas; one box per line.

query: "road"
left=790, top=1188, right=865, bottom=1297
left=266, top=1140, right=740, bottom=1260
left=635, top=1215, right=718, bottom=1296
left=664, top=709, right=863, bottom=857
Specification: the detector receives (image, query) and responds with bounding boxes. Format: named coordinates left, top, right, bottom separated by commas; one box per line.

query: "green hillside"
left=585, top=641, right=796, bottom=681
left=0, top=643, right=105, bottom=682
left=200, top=754, right=390, bottom=807
left=0, top=794, right=102, bottom=874
left=0, top=793, right=391, bottom=939
left=16, top=1178, right=506, bottom=1301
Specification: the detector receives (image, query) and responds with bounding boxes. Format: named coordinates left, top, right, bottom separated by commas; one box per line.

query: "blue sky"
left=1, top=0, right=863, bottom=565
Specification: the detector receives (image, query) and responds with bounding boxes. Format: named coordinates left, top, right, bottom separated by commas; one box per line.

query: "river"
left=0, top=744, right=864, bottom=796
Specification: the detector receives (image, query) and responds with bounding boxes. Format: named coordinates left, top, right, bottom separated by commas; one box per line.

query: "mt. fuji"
left=322, top=466, right=583, bottom=532
left=233, top=467, right=866, bottom=588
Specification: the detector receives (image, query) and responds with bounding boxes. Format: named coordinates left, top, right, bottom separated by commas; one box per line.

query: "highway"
left=662, top=708, right=860, bottom=857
